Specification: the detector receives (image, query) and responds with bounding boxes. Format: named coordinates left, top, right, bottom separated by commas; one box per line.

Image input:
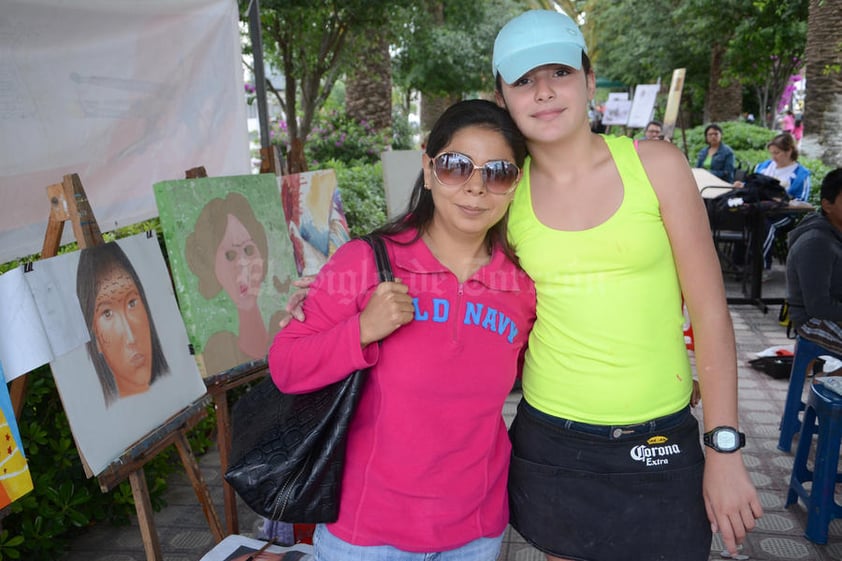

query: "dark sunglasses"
left=430, top=152, right=521, bottom=195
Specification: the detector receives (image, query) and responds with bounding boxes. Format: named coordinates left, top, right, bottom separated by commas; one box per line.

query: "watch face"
left=716, top=430, right=737, bottom=450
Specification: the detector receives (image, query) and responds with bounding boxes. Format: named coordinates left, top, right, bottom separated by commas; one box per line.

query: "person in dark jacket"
left=695, top=123, right=735, bottom=182
left=786, top=168, right=842, bottom=354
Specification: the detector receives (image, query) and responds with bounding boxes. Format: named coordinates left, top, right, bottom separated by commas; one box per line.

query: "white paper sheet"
left=0, top=266, right=89, bottom=381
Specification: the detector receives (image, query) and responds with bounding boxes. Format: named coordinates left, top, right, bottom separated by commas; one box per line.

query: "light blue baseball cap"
left=493, top=10, right=587, bottom=84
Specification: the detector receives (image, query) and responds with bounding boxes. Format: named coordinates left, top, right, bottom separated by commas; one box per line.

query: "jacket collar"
left=385, top=229, right=523, bottom=292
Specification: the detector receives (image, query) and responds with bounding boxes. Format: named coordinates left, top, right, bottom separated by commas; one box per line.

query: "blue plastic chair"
left=786, top=383, right=842, bottom=544
left=778, top=337, right=842, bottom=452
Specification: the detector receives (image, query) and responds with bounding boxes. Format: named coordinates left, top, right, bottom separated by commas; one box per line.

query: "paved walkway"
left=62, top=268, right=842, bottom=561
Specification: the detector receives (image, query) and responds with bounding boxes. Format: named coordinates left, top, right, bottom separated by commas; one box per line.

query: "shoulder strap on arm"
left=359, top=235, right=394, bottom=283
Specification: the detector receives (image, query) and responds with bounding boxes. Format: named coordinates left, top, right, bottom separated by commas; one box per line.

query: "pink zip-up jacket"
left=269, top=229, right=536, bottom=552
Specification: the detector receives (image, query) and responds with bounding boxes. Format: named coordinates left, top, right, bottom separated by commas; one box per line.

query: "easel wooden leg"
left=213, top=391, right=239, bottom=534
left=130, top=468, right=163, bottom=561
left=173, top=431, right=225, bottom=542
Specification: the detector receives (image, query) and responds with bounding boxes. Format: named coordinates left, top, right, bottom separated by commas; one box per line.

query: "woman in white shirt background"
left=735, top=132, right=812, bottom=272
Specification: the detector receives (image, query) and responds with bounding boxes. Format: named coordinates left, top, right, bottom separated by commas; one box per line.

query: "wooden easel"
left=203, top=359, right=268, bottom=535
left=11, top=173, right=223, bottom=560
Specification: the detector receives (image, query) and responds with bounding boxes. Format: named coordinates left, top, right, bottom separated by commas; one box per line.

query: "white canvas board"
left=47, top=233, right=206, bottom=475
left=627, top=84, right=660, bottom=128
left=602, top=99, right=632, bottom=126
left=381, top=150, right=423, bottom=219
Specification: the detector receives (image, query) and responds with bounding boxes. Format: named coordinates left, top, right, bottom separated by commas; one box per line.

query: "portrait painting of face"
left=77, top=242, right=163, bottom=405
left=47, top=233, right=207, bottom=476
left=93, top=264, right=154, bottom=390
left=214, top=212, right=265, bottom=311
left=154, top=174, right=298, bottom=378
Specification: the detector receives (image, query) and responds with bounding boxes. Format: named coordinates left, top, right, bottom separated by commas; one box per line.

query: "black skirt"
left=508, top=399, right=711, bottom=561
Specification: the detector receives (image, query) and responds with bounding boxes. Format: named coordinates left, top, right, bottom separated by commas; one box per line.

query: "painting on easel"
left=154, top=174, right=298, bottom=378
left=0, top=361, right=34, bottom=507
left=280, top=169, right=350, bottom=276
left=41, top=233, right=207, bottom=476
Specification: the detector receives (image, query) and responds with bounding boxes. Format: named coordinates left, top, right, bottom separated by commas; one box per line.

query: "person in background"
left=786, top=168, right=842, bottom=355
left=643, top=120, right=663, bottom=140
left=493, top=10, right=760, bottom=561
left=695, top=123, right=736, bottom=182
left=270, top=99, right=536, bottom=561
left=781, top=110, right=796, bottom=135
left=737, top=132, right=812, bottom=271
left=792, top=116, right=804, bottom=148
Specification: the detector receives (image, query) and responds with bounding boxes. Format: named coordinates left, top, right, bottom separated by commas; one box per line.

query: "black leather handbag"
left=224, top=235, right=393, bottom=522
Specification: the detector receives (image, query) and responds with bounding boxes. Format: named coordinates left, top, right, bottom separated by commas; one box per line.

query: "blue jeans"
left=313, top=524, right=503, bottom=561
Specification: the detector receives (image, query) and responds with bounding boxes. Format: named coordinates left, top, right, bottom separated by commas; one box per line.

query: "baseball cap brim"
left=495, top=43, right=583, bottom=84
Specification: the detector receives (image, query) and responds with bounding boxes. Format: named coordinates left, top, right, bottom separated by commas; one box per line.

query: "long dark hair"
left=372, top=99, right=527, bottom=264
left=77, top=242, right=170, bottom=406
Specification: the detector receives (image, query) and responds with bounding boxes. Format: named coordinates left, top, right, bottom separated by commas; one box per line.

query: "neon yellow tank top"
left=509, top=135, right=692, bottom=424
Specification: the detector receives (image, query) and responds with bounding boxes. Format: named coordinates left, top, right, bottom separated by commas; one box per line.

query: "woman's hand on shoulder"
left=277, top=276, right=316, bottom=328
left=359, top=280, right=415, bottom=347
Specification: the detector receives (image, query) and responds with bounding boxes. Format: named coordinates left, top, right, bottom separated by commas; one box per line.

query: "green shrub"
left=683, top=121, right=776, bottom=171
left=391, top=106, right=419, bottom=151
left=271, top=111, right=391, bottom=169
left=330, top=160, right=387, bottom=237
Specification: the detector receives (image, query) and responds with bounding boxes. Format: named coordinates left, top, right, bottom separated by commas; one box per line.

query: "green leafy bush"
left=391, top=106, right=419, bottom=151
left=330, top=160, right=387, bottom=237
left=271, top=111, right=390, bottom=168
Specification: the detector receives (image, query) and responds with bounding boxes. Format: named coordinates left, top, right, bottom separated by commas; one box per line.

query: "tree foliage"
left=245, top=0, right=397, bottom=146
left=720, top=0, right=808, bottom=127
left=585, top=0, right=713, bottom=121
left=392, top=0, right=523, bottom=98
left=586, top=0, right=808, bottom=127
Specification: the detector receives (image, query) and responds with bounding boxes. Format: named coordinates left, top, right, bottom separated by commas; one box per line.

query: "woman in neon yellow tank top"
left=493, top=10, right=761, bottom=561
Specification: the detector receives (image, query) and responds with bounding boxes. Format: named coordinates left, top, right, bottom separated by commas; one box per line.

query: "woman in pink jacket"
left=269, top=99, right=536, bottom=561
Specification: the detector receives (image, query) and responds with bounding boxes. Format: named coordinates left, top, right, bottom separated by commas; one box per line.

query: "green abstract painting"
left=154, top=174, right=297, bottom=378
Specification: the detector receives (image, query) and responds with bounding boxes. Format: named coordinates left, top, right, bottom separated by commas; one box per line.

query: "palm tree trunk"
left=706, top=44, right=743, bottom=123
left=803, top=0, right=842, bottom=167
left=345, top=29, right=393, bottom=135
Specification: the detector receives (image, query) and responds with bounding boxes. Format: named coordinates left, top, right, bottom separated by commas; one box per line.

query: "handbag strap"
left=359, top=234, right=394, bottom=283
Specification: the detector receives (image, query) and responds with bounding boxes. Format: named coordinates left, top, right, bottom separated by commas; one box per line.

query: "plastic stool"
left=778, top=337, right=842, bottom=452
left=786, top=383, right=842, bottom=544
